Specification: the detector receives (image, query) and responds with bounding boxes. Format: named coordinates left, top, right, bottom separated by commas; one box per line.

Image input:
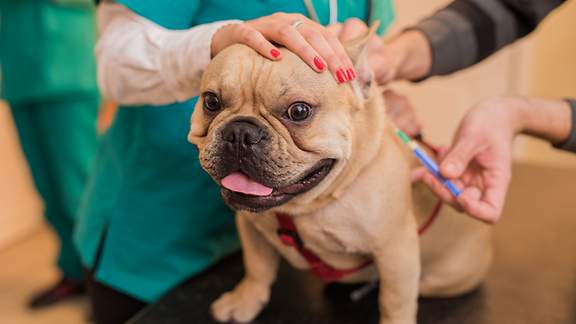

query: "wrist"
left=510, top=96, right=572, bottom=144
left=385, top=30, right=432, bottom=81
left=503, top=97, right=531, bottom=136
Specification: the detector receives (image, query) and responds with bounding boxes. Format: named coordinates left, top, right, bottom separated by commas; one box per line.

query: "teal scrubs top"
left=75, top=0, right=395, bottom=303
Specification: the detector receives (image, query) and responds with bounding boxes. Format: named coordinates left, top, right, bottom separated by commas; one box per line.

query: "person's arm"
left=96, top=3, right=242, bottom=105
left=557, top=100, right=576, bottom=151
left=414, top=96, right=575, bottom=223
left=97, top=2, right=359, bottom=106
left=520, top=98, right=575, bottom=150
left=368, top=0, right=567, bottom=83
left=412, top=0, right=567, bottom=77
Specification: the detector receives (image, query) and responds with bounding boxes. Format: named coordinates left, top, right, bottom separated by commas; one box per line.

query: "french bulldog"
left=188, top=31, right=492, bottom=324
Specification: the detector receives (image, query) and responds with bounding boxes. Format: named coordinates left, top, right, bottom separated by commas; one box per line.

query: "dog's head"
left=188, top=30, right=387, bottom=212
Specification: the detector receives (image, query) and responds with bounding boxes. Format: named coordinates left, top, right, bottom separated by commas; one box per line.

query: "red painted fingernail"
left=342, top=68, right=351, bottom=81
left=343, top=68, right=351, bottom=81
left=346, top=68, right=356, bottom=81
left=270, top=49, right=281, bottom=59
left=336, top=69, right=347, bottom=83
left=313, top=56, right=325, bottom=70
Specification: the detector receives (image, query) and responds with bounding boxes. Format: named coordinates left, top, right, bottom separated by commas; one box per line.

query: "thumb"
left=440, top=136, right=477, bottom=178
left=410, top=167, right=426, bottom=183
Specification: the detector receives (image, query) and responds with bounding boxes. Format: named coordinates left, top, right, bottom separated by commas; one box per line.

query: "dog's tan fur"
left=188, top=35, right=491, bottom=324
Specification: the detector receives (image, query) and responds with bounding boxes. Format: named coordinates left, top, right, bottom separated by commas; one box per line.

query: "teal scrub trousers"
left=10, top=97, right=98, bottom=280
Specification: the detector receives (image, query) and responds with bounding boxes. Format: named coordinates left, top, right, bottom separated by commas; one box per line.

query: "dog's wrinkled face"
left=189, top=44, right=369, bottom=212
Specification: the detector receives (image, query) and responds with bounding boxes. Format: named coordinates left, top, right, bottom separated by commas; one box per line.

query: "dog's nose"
left=222, top=119, right=266, bottom=148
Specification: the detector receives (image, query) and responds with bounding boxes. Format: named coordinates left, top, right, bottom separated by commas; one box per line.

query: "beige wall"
left=0, top=102, right=42, bottom=250
left=530, top=2, right=576, bottom=99
left=515, top=1, right=576, bottom=168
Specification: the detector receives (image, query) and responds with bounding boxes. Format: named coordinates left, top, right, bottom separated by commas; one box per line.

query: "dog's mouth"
left=220, top=159, right=336, bottom=212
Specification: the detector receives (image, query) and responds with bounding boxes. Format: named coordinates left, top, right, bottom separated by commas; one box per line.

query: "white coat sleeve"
left=96, top=3, right=242, bottom=105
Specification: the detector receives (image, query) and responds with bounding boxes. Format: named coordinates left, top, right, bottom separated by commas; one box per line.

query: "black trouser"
left=85, top=268, right=147, bottom=324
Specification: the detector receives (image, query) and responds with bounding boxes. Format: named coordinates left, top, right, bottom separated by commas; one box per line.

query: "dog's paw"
left=211, top=279, right=270, bottom=323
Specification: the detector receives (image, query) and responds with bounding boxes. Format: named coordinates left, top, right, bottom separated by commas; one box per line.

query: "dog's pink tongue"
left=221, top=172, right=273, bottom=196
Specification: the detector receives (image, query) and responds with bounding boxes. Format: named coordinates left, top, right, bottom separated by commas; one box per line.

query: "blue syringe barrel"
left=413, top=148, right=461, bottom=198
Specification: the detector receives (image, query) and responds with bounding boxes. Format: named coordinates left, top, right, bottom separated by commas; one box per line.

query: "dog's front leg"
left=374, top=227, right=420, bottom=324
left=211, top=212, right=280, bottom=323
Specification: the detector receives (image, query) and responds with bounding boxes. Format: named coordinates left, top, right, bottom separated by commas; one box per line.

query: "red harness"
left=276, top=213, right=374, bottom=282
left=275, top=137, right=443, bottom=282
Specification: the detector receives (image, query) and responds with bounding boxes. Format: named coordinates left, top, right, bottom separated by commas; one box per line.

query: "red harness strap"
left=276, top=213, right=373, bottom=282
left=418, top=200, right=443, bottom=235
left=275, top=136, right=444, bottom=282
left=275, top=206, right=440, bottom=282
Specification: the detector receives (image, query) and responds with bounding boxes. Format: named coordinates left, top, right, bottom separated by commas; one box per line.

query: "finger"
left=296, top=16, right=354, bottom=72
left=326, top=23, right=343, bottom=37
left=384, top=91, right=422, bottom=136
left=483, top=169, right=511, bottom=216
left=464, top=169, right=510, bottom=223
left=457, top=176, right=508, bottom=224
left=384, top=90, right=404, bottom=117
left=233, top=25, right=282, bottom=60
left=436, top=147, right=450, bottom=160
left=395, top=114, right=422, bottom=137
left=421, top=172, right=457, bottom=206
left=297, top=25, right=350, bottom=82
left=423, top=172, right=470, bottom=214
left=415, top=168, right=468, bottom=212
left=339, top=18, right=368, bottom=42
left=323, top=29, right=356, bottom=80
left=263, top=24, right=331, bottom=74
left=440, top=136, right=479, bottom=179
left=458, top=188, right=499, bottom=224
left=411, top=167, right=426, bottom=183
left=336, top=18, right=368, bottom=80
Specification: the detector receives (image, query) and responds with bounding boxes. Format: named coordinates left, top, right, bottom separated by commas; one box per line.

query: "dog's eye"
left=287, top=102, right=311, bottom=122
left=203, top=92, right=221, bottom=113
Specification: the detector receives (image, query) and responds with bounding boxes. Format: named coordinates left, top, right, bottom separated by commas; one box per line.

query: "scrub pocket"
left=38, top=2, right=98, bottom=98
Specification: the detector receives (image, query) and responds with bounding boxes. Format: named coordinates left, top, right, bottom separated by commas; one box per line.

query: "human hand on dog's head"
left=211, top=13, right=357, bottom=84
left=327, top=19, right=432, bottom=85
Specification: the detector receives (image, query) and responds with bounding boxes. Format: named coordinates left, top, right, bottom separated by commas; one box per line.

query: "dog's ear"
left=344, top=22, right=379, bottom=101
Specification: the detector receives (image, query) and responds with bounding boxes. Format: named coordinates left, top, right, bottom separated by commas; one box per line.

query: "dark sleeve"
left=553, top=99, right=576, bottom=153
left=413, top=0, right=566, bottom=76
